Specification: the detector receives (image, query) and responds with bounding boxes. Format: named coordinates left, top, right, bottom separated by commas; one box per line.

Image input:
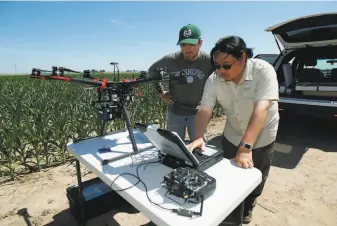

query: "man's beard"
left=183, top=52, right=199, bottom=61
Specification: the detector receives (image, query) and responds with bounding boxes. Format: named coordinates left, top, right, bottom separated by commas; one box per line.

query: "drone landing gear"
left=100, top=102, right=148, bottom=165
left=73, top=96, right=145, bottom=165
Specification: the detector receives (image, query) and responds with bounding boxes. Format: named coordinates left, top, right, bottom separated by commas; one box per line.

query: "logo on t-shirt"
left=176, top=69, right=205, bottom=84
left=186, top=76, right=194, bottom=83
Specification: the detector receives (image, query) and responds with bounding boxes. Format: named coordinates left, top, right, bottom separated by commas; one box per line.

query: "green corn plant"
left=0, top=73, right=224, bottom=180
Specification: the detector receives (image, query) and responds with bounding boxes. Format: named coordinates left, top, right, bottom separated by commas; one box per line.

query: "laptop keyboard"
left=192, top=150, right=211, bottom=162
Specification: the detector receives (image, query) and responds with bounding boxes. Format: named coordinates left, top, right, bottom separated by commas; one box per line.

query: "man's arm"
left=195, top=105, right=213, bottom=139
left=241, top=100, right=272, bottom=145
left=241, top=62, right=279, bottom=146
left=194, top=75, right=217, bottom=140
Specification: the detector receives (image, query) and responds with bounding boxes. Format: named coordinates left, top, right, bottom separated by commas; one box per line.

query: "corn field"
left=0, top=73, right=223, bottom=181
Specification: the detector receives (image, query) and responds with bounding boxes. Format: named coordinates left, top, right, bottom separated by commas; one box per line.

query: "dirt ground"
left=0, top=113, right=336, bottom=226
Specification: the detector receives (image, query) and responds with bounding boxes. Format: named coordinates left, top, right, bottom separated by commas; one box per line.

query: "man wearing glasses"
left=187, top=35, right=280, bottom=225
left=147, top=24, right=213, bottom=141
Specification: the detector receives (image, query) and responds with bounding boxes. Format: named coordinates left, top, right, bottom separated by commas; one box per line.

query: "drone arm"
left=109, top=68, right=184, bottom=89
left=147, top=58, right=168, bottom=94
left=30, top=73, right=106, bottom=88
left=30, top=63, right=184, bottom=91
left=60, top=67, right=82, bottom=74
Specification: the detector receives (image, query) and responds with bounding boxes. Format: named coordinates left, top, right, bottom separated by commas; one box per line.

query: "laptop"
left=135, top=123, right=223, bottom=171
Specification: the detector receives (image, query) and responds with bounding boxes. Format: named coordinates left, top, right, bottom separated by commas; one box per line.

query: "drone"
left=30, top=62, right=186, bottom=165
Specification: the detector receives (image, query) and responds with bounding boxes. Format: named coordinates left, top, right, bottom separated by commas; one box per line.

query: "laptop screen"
left=136, top=125, right=198, bottom=166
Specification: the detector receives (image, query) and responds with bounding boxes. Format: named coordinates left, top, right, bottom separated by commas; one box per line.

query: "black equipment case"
left=66, top=177, right=127, bottom=222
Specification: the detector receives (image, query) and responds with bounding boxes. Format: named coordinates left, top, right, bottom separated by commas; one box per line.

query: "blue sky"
left=0, top=1, right=335, bottom=74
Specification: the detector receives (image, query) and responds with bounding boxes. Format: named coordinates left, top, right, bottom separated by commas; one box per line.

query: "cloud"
left=110, top=18, right=133, bottom=28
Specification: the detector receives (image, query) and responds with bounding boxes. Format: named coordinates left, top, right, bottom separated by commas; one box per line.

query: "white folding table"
left=67, top=128, right=262, bottom=226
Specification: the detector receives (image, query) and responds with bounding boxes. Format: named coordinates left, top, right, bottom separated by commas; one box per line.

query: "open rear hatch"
left=265, top=13, right=337, bottom=50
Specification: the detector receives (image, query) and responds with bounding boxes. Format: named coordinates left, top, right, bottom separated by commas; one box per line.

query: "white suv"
left=262, top=12, right=337, bottom=119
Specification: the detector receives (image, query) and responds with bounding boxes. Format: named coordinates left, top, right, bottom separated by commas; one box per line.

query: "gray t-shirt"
left=148, top=50, right=213, bottom=116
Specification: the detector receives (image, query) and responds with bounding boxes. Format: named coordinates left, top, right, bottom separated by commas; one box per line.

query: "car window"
left=254, top=54, right=278, bottom=65
left=314, top=59, right=337, bottom=70
left=306, top=58, right=337, bottom=78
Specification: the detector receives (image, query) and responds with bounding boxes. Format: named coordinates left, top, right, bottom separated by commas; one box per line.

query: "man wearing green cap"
left=147, top=24, right=213, bottom=141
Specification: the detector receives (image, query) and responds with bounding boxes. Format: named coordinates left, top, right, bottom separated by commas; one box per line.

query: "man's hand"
left=234, top=147, right=254, bottom=168
left=186, top=137, right=206, bottom=152
left=160, top=91, right=174, bottom=105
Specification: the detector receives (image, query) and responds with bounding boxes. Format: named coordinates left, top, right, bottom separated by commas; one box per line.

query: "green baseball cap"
left=177, top=24, right=201, bottom=45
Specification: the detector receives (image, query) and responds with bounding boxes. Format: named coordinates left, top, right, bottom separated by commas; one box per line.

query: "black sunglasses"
left=214, top=59, right=236, bottom=70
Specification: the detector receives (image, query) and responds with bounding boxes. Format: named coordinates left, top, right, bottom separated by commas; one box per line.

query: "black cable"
left=135, top=160, right=174, bottom=211
left=107, top=155, right=204, bottom=216
left=108, top=157, right=174, bottom=211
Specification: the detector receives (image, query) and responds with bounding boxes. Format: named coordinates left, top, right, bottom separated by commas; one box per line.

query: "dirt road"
left=0, top=114, right=336, bottom=226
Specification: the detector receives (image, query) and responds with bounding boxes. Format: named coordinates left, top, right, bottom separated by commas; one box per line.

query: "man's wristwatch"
left=239, top=141, right=253, bottom=151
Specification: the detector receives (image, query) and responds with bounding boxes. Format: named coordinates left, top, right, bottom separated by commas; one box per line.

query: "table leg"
left=219, top=201, right=244, bottom=226
left=75, top=159, right=87, bottom=226
left=238, top=200, right=244, bottom=226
